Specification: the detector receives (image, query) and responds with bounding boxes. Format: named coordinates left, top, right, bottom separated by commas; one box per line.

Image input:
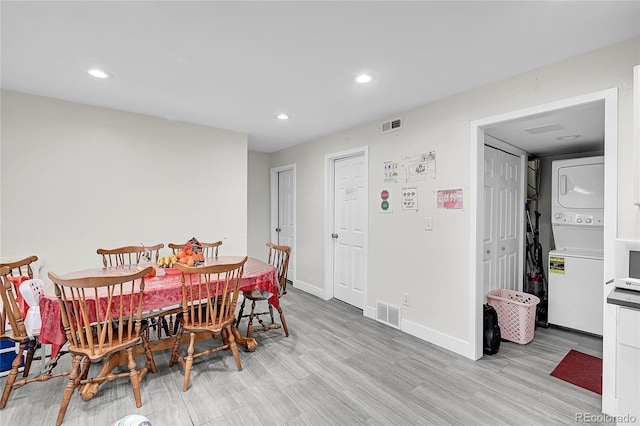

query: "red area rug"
left=550, top=349, right=602, bottom=394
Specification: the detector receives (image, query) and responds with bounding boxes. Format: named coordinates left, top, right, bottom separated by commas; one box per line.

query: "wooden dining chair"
left=168, top=240, right=222, bottom=257
left=97, top=243, right=164, bottom=267
left=48, top=267, right=158, bottom=426
left=0, top=255, right=41, bottom=378
left=169, top=257, right=247, bottom=391
left=236, top=243, right=290, bottom=338
left=0, top=266, right=71, bottom=410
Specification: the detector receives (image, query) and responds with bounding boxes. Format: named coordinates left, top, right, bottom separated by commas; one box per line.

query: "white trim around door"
left=324, top=146, right=369, bottom=306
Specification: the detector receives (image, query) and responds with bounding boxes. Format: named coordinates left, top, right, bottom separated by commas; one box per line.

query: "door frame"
left=270, top=163, right=296, bottom=282
left=469, top=88, right=618, bottom=412
left=483, top=135, right=528, bottom=295
left=324, top=146, right=369, bottom=303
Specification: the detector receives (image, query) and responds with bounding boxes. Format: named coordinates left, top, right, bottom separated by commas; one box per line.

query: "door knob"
left=331, top=233, right=339, bottom=239
left=276, top=228, right=281, bottom=232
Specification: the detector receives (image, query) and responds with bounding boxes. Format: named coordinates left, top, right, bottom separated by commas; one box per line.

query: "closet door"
left=484, top=145, right=521, bottom=295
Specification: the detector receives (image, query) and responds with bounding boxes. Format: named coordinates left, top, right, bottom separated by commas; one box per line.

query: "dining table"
left=38, top=256, right=277, bottom=400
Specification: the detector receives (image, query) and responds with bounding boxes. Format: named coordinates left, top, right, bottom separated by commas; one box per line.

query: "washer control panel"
left=552, top=211, right=604, bottom=226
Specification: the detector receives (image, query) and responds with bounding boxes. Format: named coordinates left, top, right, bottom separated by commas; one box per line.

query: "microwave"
left=616, top=249, right=640, bottom=291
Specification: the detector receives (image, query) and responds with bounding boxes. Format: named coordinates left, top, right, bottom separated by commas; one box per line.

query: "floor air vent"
left=376, top=302, right=401, bottom=329
left=381, top=117, right=403, bottom=134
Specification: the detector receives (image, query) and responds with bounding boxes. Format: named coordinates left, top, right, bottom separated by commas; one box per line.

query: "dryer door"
left=557, top=162, right=604, bottom=209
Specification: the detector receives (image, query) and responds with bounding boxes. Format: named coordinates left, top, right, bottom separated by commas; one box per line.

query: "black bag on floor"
left=483, top=303, right=501, bottom=355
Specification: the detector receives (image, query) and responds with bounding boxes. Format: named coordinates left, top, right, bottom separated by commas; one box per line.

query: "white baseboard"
left=401, top=318, right=474, bottom=359
left=307, top=295, right=474, bottom=359
left=365, top=305, right=473, bottom=359
left=292, top=279, right=328, bottom=300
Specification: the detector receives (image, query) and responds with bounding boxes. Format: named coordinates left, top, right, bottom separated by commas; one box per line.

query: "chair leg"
left=80, top=358, right=91, bottom=381
left=126, top=347, right=143, bottom=408
left=56, top=354, right=82, bottom=426
left=269, top=304, right=275, bottom=324
left=22, top=340, right=37, bottom=377
left=183, top=332, right=196, bottom=392
left=160, top=316, right=171, bottom=337
left=141, top=335, right=157, bottom=374
left=0, top=342, right=27, bottom=409
left=168, top=323, right=183, bottom=368
left=278, top=307, right=289, bottom=337
left=236, top=296, right=246, bottom=328
left=247, top=300, right=257, bottom=338
left=225, top=325, right=242, bottom=372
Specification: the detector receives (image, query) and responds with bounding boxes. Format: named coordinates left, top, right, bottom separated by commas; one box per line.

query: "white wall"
left=1, top=90, right=248, bottom=278
left=270, top=37, right=640, bottom=354
left=247, top=150, right=271, bottom=262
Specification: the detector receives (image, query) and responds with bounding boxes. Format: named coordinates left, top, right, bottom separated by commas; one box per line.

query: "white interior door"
left=333, top=154, right=366, bottom=308
left=483, top=145, right=498, bottom=294
left=276, top=168, right=295, bottom=280
left=484, top=144, right=522, bottom=295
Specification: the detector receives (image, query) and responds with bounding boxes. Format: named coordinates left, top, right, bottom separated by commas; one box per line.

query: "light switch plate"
left=425, top=217, right=433, bottom=231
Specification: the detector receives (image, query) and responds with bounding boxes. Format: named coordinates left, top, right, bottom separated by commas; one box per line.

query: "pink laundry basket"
left=486, top=289, right=540, bottom=344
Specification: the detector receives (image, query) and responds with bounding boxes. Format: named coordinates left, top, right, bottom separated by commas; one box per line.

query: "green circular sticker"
left=381, top=200, right=389, bottom=210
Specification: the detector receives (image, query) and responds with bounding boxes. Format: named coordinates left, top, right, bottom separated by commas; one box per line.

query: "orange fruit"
left=187, top=257, right=195, bottom=267
left=185, top=248, right=193, bottom=256
left=177, top=250, right=186, bottom=259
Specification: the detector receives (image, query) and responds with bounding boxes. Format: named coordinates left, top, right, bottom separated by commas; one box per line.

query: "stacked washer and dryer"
left=548, top=156, right=604, bottom=336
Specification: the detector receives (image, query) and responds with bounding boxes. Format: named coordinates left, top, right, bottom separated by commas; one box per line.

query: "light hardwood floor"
left=1, top=287, right=610, bottom=426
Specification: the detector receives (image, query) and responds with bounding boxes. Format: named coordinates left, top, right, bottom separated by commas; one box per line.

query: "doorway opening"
left=469, top=88, right=618, bottom=409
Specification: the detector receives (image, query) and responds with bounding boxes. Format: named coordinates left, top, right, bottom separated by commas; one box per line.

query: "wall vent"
left=376, top=301, right=401, bottom=329
left=381, top=117, right=403, bottom=134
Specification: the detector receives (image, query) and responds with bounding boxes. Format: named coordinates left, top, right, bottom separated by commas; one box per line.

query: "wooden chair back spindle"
left=169, top=240, right=222, bottom=258
left=97, top=244, right=164, bottom=267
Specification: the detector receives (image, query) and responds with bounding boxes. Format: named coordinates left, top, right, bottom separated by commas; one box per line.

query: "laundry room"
left=484, top=98, right=607, bottom=338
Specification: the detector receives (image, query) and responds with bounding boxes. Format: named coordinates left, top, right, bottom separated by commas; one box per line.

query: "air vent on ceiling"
left=376, top=301, right=401, bottom=329
left=381, top=117, right=403, bottom=134
left=524, top=123, right=564, bottom=134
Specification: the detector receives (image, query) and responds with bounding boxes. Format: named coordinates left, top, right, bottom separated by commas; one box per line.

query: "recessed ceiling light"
left=556, top=134, right=581, bottom=141
left=355, top=73, right=374, bottom=84
left=276, top=113, right=290, bottom=120
left=88, top=68, right=113, bottom=79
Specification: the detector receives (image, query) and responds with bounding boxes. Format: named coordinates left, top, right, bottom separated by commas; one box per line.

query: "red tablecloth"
left=39, top=257, right=277, bottom=358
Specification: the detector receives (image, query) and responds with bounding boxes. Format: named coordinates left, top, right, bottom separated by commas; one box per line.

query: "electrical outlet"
left=402, top=293, right=410, bottom=306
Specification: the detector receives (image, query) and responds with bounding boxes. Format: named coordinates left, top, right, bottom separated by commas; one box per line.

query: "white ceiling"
left=485, top=100, right=606, bottom=157
left=1, top=1, right=639, bottom=153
